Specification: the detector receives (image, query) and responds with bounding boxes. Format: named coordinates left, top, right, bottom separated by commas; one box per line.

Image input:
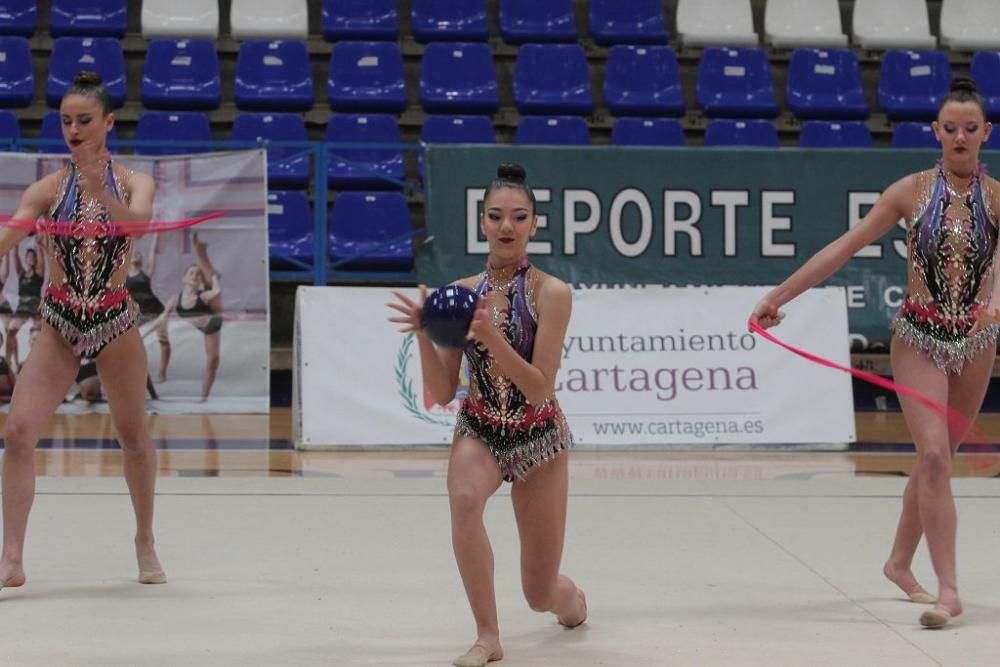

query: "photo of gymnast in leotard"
left=157, top=232, right=223, bottom=401
left=6, top=242, right=44, bottom=371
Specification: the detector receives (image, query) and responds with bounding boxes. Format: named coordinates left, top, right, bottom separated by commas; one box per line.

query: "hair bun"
left=497, top=162, right=527, bottom=182
left=950, top=77, right=978, bottom=94
left=73, top=71, right=103, bottom=87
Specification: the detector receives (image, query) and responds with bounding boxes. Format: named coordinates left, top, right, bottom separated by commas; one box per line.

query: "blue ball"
left=421, top=285, right=479, bottom=348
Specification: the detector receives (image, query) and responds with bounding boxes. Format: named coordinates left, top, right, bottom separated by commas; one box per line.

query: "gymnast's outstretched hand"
left=387, top=285, right=428, bottom=334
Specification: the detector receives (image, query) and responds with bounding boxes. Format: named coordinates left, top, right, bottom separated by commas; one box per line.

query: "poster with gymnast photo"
left=0, top=150, right=270, bottom=414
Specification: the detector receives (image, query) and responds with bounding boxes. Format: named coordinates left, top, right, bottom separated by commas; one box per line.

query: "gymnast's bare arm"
left=750, top=174, right=916, bottom=329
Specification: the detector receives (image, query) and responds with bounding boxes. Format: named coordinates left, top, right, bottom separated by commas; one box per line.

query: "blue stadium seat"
left=47, top=37, right=125, bottom=108
left=988, top=129, right=1000, bottom=151
left=321, top=0, right=397, bottom=41
left=604, top=45, right=684, bottom=117
left=411, top=0, right=488, bottom=43
left=787, top=48, right=868, bottom=120
left=499, top=0, right=576, bottom=44
left=134, top=111, right=212, bottom=155
left=891, top=122, right=939, bottom=148
left=697, top=47, right=779, bottom=118
left=232, top=112, right=309, bottom=189
left=971, top=51, right=1000, bottom=121
left=40, top=110, right=67, bottom=151
left=326, top=114, right=405, bottom=190
left=420, top=42, right=498, bottom=114
left=515, top=116, right=590, bottom=145
left=327, top=41, right=406, bottom=113
left=704, top=119, right=779, bottom=147
left=799, top=120, right=873, bottom=148
left=419, top=114, right=494, bottom=179
left=51, top=0, right=126, bottom=38
left=421, top=114, right=495, bottom=144
left=142, top=39, right=221, bottom=110
left=235, top=40, right=314, bottom=112
left=589, top=0, right=668, bottom=45
left=268, top=190, right=313, bottom=270
left=514, top=44, right=593, bottom=115
left=0, top=1, right=37, bottom=36
left=330, top=192, right=413, bottom=271
left=39, top=109, right=118, bottom=152
left=0, top=36, right=32, bottom=107
left=0, top=109, right=19, bottom=147
left=611, top=118, right=685, bottom=146
left=878, top=50, right=951, bottom=121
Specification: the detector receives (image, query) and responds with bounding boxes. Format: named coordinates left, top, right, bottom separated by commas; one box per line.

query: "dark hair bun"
left=73, top=71, right=103, bottom=87
left=950, top=77, right=978, bottom=94
left=497, top=162, right=526, bottom=182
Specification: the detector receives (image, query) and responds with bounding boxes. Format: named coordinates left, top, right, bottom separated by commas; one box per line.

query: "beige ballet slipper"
left=908, top=587, right=937, bottom=604
left=919, top=607, right=954, bottom=628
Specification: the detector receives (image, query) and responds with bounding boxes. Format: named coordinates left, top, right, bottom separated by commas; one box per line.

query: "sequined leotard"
left=40, top=161, right=138, bottom=359
left=890, top=163, right=1000, bottom=373
left=455, top=259, right=573, bottom=482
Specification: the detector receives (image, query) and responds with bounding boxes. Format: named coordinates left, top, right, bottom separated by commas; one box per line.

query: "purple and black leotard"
left=891, top=162, right=1000, bottom=373
left=40, top=160, right=138, bottom=359
left=455, top=258, right=574, bottom=482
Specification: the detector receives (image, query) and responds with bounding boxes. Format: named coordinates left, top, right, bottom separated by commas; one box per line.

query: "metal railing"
left=0, top=137, right=424, bottom=286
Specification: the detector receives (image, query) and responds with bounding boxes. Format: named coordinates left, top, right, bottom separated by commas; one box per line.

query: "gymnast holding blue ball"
left=386, top=162, right=586, bottom=667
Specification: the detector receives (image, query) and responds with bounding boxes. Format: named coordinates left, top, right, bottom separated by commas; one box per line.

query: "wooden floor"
left=3, top=409, right=1000, bottom=478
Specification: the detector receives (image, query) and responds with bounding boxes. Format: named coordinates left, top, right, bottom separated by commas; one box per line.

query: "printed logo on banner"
left=394, top=333, right=465, bottom=426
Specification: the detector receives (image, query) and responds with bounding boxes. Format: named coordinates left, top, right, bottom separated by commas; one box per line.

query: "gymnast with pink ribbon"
left=0, top=72, right=220, bottom=594
left=750, top=78, right=999, bottom=629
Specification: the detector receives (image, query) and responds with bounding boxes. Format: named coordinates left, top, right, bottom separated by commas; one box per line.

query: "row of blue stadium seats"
left=0, top=0, right=124, bottom=37
left=325, top=0, right=666, bottom=45
left=417, top=115, right=1000, bottom=151
left=5, top=35, right=999, bottom=122
left=0, top=110, right=395, bottom=190
left=320, top=43, right=999, bottom=122
left=4, top=111, right=988, bottom=194
left=269, top=190, right=412, bottom=272
left=13, top=110, right=995, bottom=154
left=0, top=110, right=314, bottom=186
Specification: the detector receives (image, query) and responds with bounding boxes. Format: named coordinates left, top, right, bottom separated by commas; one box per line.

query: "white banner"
left=0, top=151, right=270, bottom=414
left=295, top=285, right=855, bottom=448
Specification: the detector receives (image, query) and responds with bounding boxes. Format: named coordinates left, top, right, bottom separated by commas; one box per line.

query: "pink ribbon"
left=0, top=211, right=227, bottom=236
left=748, top=319, right=981, bottom=441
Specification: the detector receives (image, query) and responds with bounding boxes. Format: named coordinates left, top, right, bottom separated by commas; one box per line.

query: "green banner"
left=420, top=145, right=1000, bottom=349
